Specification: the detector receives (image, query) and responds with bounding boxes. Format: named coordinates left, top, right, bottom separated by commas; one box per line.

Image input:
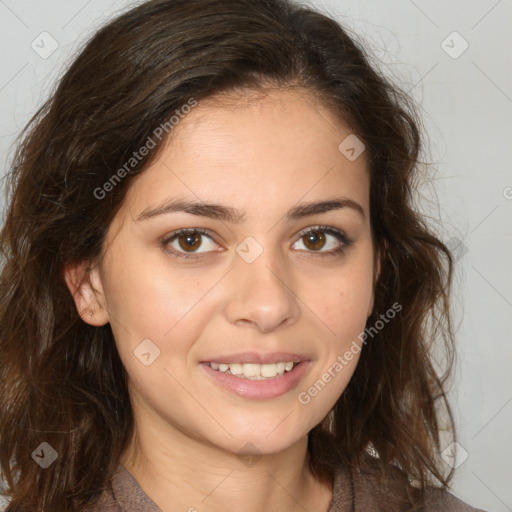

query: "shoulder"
left=329, top=463, right=487, bottom=512
left=83, top=464, right=161, bottom=512
left=422, top=487, right=487, bottom=512
left=82, top=484, right=121, bottom=512
left=81, top=467, right=123, bottom=511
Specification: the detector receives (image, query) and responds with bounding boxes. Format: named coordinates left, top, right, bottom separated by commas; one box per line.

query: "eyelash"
left=161, top=225, right=353, bottom=261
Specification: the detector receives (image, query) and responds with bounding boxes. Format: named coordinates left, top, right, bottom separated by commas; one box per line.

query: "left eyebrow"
left=135, top=196, right=366, bottom=223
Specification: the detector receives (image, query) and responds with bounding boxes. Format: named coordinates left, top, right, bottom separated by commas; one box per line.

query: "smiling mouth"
left=206, top=361, right=298, bottom=380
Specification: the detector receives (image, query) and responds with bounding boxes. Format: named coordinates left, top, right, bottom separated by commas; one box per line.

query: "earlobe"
left=63, top=261, right=110, bottom=326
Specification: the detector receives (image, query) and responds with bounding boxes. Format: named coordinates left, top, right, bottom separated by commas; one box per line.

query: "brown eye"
left=291, top=226, right=351, bottom=256
left=302, top=230, right=326, bottom=251
left=162, top=229, right=219, bottom=259
left=177, top=232, right=203, bottom=252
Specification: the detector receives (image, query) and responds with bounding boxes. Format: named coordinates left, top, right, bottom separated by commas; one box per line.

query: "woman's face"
left=75, top=88, right=375, bottom=456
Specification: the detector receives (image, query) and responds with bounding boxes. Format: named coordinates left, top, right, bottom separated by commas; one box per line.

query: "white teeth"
left=242, top=363, right=260, bottom=378
left=260, top=363, right=277, bottom=377
left=208, top=361, right=296, bottom=379
left=229, top=363, right=243, bottom=375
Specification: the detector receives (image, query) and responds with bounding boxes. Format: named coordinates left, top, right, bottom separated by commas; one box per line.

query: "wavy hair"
left=0, top=0, right=455, bottom=509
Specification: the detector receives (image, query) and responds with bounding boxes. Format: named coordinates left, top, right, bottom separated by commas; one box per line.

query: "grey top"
left=86, top=463, right=487, bottom=511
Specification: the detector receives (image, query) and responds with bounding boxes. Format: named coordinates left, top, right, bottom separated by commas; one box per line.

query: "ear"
left=63, top=260, right=110, bottom=326
left=367, top=241, right=385, bottom=317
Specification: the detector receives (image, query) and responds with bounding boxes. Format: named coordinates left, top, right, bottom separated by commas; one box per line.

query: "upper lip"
left=202, top=352, right=311, bottom=364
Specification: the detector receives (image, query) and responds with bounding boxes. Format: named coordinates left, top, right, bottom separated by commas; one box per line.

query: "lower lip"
left=200, top=362, right=311, bottom=400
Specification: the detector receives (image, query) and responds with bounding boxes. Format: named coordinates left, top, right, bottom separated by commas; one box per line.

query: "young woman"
left=0, top=0, right=485, bottom=510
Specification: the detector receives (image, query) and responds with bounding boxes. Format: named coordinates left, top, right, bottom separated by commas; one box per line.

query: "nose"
left=223, top=245, right=301, bottom=333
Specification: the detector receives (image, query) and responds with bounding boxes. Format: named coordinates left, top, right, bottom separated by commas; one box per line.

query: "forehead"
left=123, top=88, right=369, bottom=219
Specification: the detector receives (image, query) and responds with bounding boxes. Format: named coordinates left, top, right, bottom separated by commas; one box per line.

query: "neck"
left=119, top=419, right=332, bottom=512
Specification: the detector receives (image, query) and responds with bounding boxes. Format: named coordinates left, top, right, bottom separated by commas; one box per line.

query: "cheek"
left=315, top=256, right=374, bottom=340
left=100, top=245, right=218, bottom=342
left=300, top=251, right=373, bottom=402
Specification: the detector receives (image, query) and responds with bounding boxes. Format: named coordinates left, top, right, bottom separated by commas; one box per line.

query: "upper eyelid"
left=295, top=225, right=345, bottom=237
left=163, top=225, right=348, bottom=248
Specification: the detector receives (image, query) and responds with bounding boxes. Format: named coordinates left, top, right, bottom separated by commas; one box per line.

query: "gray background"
left=0, top=1, right=511, bottom=511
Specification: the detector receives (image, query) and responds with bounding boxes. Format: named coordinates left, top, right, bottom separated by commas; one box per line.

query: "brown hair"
left=0, top=0, right=455, bottom=509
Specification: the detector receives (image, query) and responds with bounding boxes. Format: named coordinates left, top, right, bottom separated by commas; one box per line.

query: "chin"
left=201, top=416, right=314, bottom=459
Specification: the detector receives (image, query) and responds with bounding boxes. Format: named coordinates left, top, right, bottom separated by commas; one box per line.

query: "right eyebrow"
left=135, top=196, right=366, bottom=223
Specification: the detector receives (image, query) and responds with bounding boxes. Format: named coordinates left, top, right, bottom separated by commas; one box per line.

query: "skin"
left=65, top=87, right=377, bottom=512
